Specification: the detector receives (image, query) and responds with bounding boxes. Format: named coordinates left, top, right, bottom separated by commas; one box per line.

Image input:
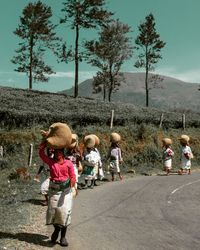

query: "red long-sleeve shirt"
left=39, top=145, right=76, bottom=185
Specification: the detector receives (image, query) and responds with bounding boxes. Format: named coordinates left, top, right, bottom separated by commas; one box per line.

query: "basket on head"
left=178, top=134, right=190, bottom=144
left=46, top=122, right=72, bottom=149
left=162, top=138, right=172, bottom=146
left=83, top=135, right=96, bottom=148
left=84, top=134, right=100, bottom=146
left=110, top=132, right=121, bottom=143
left=69, top=134, right=78, bottom=149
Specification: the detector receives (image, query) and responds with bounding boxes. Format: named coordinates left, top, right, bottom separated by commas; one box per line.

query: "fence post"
left=110, top=110, right=114, bottom=129
left=28, top=143, right=33, bottom=167
left=182, top=114, right=186, bottom=130
left=0, top=146, right=3, bottom=158
left=159, top=113, right=164, bottom=128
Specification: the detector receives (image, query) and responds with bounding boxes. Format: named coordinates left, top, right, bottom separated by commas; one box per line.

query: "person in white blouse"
left=178, top=134, right=193, bottom=175
left=82, top=135, right=102, bottom=189
left=162, top=138, right=174, bottom=175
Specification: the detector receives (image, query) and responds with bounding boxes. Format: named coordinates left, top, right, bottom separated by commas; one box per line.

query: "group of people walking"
left=37, top=124, right=123, bottom=247
left=162, top=134, right=193, bottom=176
left=36, top=121, right=194, bottom=247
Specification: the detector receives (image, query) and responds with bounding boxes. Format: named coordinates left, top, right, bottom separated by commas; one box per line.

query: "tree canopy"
left=85, top=19, right=133, bottom=102
left=134, top=13, right=166, bottom=107
left=12, top=1, right=60, bottom=90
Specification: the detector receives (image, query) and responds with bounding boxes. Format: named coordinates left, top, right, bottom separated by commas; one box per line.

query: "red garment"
left=39, top=145, right=76, bottom=185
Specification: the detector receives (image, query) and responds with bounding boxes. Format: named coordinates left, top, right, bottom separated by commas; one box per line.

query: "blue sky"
left=0, top=0, right=200, bottom=92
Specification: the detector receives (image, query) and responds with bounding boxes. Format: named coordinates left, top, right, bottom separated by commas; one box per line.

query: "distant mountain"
left=61, top=72, right=200, bottom=112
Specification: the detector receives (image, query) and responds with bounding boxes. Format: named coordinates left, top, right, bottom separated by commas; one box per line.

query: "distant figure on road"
left=178, top=134, right=193, bottom=175
left=162, top=138, right=174, bottom=175
left=107, top=132, right=123, bottom=181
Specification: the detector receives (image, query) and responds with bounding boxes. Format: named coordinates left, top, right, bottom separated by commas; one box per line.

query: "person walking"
left=84, top=134, right=104, bottom=184
left=65, top=133, right=83, bottom=195
left=39, top=141, right=76, bottom=247
left=34, top=148, right=54, bottom=206
left=178, top=134, right=193, bottom=175
left=162, top=138, right=174, bottom=175
left=82, top=135, right=102, bottom=189
left=107, top=132, right=123, bottom=181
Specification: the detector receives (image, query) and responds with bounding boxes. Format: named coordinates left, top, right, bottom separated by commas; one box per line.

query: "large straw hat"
left=178, top=134, right=190, bottom=144
left=69, top=134, right=78, bottom=149
left=84, top=135, right=96, bottom=148
left=84, top=134, right=100, bottom=146
left=110, top=132, right=121, bottom=143
left=162, top=138, right=172, bottom=146
left=46, top=122, right=72, bottom=149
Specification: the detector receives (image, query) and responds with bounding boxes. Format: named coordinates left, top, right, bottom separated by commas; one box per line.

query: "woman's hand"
left=40, top=130, right=49, bottom=137
left=39, top=141, right=47, bottom=149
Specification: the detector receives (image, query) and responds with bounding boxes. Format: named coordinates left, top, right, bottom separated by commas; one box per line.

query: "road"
left=59, top=173, right=200, bottom=250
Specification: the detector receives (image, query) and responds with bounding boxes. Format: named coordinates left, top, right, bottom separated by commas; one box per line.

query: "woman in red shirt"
left=39, top=141, right=76, bottom=247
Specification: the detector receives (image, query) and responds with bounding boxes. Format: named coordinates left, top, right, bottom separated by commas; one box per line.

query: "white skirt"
left=163, top=159, right=172, bottom=169
left=46, top=187, right=73, bottom=227
left=40, top=178, right=50, bottom=195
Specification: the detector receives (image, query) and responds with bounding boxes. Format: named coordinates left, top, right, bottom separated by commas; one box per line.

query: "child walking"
left=65, top=133, right=82, bottom=195
left=178, top=134, right=193, bottom=175
left=162, top=138, right=174, bottom=175
left=107, top=132, right=123, bottom=181
left=82, top=135, right=102, bottom=189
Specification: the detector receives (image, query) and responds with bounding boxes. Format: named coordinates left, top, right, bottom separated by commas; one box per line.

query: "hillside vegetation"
left=1, top=86, right=200, bottom=130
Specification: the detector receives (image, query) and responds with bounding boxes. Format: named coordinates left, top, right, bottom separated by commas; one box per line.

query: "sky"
left=0, top=0, right=200, bottom=92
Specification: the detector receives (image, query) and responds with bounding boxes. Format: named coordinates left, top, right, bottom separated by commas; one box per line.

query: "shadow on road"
left=22, top=198, right=44, bottom=206
left=0, top=231, right=54, bottom=247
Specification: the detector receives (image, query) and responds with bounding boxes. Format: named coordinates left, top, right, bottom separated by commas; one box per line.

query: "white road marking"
left=168, top=179, right=200, bottom=204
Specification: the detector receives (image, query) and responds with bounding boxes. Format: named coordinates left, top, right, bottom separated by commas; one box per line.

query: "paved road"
left=62, top=173, right=200, bottom=250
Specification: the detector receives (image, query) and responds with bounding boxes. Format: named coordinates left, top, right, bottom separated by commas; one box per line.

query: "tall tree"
left=92, top=71, right=110, bottom=101
left=85, top=20, right=133, bottom=102
left=134, top=13, right=166, bottom=107
left=60, top=0, right=113, bottom=98
left=12, top=1, right=60, bottom=90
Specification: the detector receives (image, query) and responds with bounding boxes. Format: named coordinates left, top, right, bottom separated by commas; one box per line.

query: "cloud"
left=155, top=67, right=200, bottom=83
left=50, top=71, right=96, bottom=80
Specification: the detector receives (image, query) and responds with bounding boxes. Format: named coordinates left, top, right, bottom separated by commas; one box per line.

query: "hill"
left=62, top=72, right=200, bottom=112
left=1, top=85, right=200, bottom=130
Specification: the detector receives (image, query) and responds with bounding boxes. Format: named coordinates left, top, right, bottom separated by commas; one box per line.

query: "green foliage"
left=134, top=13, right=166, bottom=107
left=85, top=19, right=133, bottom=102
left=12, top=1, right=60, bottom=89
left=60, top=0, right=113, bottom=97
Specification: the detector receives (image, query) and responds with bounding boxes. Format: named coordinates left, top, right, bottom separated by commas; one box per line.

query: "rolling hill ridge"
left=62, top=72, right=200, bottom=112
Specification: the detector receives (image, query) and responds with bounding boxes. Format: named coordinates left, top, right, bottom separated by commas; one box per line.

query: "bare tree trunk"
left=74, top=24, right=79, bottom=98
left=29, top=36, right=33, bottom=90
left=145, top=47, right=149, bottom=107
left=108, top=66, right=113, bottom=102
left=103, top=82, right=106, bottom=101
